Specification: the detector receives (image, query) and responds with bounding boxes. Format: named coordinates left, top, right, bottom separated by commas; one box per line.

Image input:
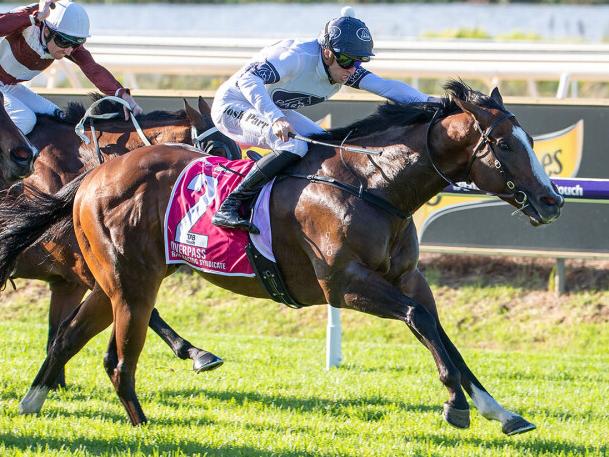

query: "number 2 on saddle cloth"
left=164, top=155, right=265, bottom=277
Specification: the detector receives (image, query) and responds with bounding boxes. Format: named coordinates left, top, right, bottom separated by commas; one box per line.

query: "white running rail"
left=37, top=36, right=609, bottom=99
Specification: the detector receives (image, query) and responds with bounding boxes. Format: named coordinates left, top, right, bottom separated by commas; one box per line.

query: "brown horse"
left=3, top=96, right=241, bottom=387
left=0, top=82, right=563, bottom=435
left=0, top=92, right=37, bottom=186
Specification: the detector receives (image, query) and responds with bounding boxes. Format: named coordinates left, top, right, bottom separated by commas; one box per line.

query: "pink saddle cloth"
left=164, top=156, right=271, bottom=277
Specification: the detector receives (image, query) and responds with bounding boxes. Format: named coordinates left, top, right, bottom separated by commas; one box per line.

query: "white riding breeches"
left=211, top=93, right=325, bottom=157
left=1, top=83, right=60, bottom=135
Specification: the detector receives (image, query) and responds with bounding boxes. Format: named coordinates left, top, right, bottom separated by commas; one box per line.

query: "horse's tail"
left=0, top=172, right=89, bottom=290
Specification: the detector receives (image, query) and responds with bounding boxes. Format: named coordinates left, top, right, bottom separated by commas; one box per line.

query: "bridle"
left=425, top=107, right=529, bottom=207
left=191, top=125, right=241, bottom=160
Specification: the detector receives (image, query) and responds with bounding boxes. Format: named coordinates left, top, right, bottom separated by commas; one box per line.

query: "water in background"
left=3, top=2, right=609, bottom=42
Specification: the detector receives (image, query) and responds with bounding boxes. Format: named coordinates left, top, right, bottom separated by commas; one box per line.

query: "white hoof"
left=19, top=386, right=49, bottom=414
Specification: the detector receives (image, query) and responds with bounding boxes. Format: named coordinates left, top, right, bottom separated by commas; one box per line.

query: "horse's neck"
left=317, top=119, right=471, bottom=216
left=79, top=120, right=191, bottom=164
left=97, top=119, right=191, bottom=145
left=26, top=118, right=191, bottom=193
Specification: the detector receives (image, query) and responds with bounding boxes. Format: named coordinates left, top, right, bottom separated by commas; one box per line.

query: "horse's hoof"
left=502, top=415, right=536, bottom=436
left=443, top=402, right=470, bottom=429
left=18, top=386, right=49, bottom=414
left=192, top=351, right=224, bottom=373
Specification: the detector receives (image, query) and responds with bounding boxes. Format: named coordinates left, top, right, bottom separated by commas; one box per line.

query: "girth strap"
left=245, top=243, right=305, bottom=309
left=286, top=173, right=408, bottom=220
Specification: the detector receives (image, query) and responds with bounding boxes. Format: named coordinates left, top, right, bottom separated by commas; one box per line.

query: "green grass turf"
left=0, top=267, right=607, bottom=456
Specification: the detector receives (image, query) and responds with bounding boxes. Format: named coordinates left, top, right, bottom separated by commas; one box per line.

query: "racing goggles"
left=333, top=52, right=370, bottom=70
left=52, top=31, right=86, bottom=49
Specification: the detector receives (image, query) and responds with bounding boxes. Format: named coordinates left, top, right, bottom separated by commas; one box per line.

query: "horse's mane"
left=314, top=79, right=507, bottom=141
left=38, top=93, right=187, bottom=126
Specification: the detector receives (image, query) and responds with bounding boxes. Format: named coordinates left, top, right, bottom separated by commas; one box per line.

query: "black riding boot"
left=212, top=149, right=300, bottom=234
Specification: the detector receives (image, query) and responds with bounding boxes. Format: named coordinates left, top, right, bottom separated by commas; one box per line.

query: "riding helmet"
left=318, top=16, right=374, bottom=58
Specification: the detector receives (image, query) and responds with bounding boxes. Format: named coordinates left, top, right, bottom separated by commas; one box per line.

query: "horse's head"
left=449, top=87, right=563, bottom=226
left=0, top=92, right=38, bottom=184
left=184, top=97, right=241, bottom=160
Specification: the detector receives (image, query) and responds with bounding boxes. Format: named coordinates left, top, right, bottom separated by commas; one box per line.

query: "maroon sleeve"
left=0, top=5, right=37, bottom=37
left=69, top=46, right=124, bottom=96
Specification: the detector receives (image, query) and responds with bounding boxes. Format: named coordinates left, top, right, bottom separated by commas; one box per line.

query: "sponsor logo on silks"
left=328, top=26, right=341, bottom=40
left=223, top=106, right=244, bottom=120
left=413, top=120, right=585, bottom=235
left=356, top=27, right=372, bottom=42
left=272, top=90, right=325, bottom=109
left=248, top=61, right=280, bottom=85
left=345, top=68, right=370, bottom=89
left=243, top=113, right=269, bottom=130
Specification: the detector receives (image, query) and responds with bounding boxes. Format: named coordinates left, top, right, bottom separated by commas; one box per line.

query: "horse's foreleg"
left=400, top=268, right=536, bottom=436
left=336, top=261, right=469, bottom=428
left=47, top=280, right=88, bottom=389
left=148, top=308, right=224, bottom=373
left=19, top=286, right=112, bottom=415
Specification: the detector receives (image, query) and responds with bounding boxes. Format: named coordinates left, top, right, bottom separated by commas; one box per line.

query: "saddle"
left=164, top=154, right=304, bottom=307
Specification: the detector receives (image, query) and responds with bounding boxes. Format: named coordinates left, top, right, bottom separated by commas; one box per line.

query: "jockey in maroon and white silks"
left=0, top=0, right=143, bottom=135
left=211, top=13, right=436, bottom=234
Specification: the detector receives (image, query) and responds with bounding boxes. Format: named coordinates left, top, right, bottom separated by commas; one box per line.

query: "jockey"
left=211, top=12, right=435, bottom=234
left=0, top=0, right=143, bottom=136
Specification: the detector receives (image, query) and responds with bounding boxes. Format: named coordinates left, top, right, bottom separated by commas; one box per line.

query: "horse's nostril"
left=541, top=194, right=564, bottom=208
left=10, top=147, right=33, bottom=162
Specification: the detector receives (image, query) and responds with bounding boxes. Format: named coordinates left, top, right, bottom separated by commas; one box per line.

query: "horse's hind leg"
left=19, top=286, right=111, bottom=414
left=105, top=280, right=160, bottom=425
left=401, top=268, right=536, bottom=436
left=149, top=308, right=224, bottom=373
left=47, top=280, right=88, bottom=389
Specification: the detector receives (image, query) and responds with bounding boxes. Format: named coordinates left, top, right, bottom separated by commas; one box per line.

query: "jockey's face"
left=322, top=48, right=357, bottom=85
left=43, top=27, right=75, bottom=59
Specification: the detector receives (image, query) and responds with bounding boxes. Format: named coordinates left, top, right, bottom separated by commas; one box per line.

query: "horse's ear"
left=453, top=97, right=489, bottom=124
left=183, top=98, right=205, bottom=130
left=197, top=96, right=211, bottom=116
left=490, top=87, right=504, bottom=105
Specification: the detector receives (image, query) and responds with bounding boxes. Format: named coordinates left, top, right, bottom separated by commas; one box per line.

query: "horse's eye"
left=498, top=142, right=511, bottom=152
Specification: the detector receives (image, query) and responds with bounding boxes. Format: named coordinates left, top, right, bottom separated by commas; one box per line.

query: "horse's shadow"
left=421, top=432, right=606, bottom=456
left=157, top=387, right=439, bottom=419
left=0, top=432, right=328, bottom=457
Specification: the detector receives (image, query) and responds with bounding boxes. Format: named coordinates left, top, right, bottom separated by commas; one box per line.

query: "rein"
left=75, top=96, right=151, bottom=163
left=425, top=109, right=528, bottom=207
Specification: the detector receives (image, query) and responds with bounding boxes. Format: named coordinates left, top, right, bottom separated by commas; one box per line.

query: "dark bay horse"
left=0, top=82, right=563, bottom=435
left=2, top=96, right=241, bottom=386
left=0, top=92, right=37, bottom=186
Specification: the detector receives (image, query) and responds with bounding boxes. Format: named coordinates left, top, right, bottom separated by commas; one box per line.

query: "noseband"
left=426, top=108, right=527, bottom=205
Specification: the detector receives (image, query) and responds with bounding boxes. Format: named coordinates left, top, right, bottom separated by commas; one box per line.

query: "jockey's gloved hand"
left=36, top=0, right=58, bottom=22
left=272, top=117, right=295, bottom=143
left=53, top=108, right=66, bottom=121
left=120, top=92, right=144, bottom=121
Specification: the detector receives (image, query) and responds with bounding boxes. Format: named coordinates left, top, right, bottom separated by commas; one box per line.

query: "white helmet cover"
left=44, top=1, right=90, bottom=38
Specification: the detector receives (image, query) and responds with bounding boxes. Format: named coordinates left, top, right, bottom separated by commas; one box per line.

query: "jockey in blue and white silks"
left=211, top=13, right=434, bottom=234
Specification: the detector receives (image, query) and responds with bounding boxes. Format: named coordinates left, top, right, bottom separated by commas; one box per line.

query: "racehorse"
left=2, top=96, right=241, bottom=387
left=0, top=92, right=37, bottom=186
left=0, top=81, right=563, bottom=435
